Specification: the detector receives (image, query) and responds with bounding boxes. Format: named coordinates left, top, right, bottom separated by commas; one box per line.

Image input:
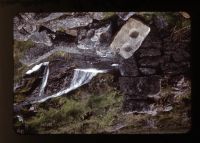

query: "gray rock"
left=161, top=62, right=190, bottom=75
left=138, top=57, right=163, bottom=67
left=119, top=56, right=139, bottom=76
left=123, top=99, right=154, bottom=112
left=45, top=14, right=93, bottom=32
left=116, top=12, right=135, bottom=21
left=89, top=12, right=105, bottom=21
left=172, top=49, right=190, bottom=62
left=110, top=18, right=150, bottom=59
left=139, top=68, right=156, bottom=75
left=29, top=31, right=52, bottom=46
left=153, top=15, right=168, bottom=30
left=139, top=48, right=161, bottom=57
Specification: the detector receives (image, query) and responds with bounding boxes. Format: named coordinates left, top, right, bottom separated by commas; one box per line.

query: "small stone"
left=139, top=48, right=161, bottom=57
left=29, top=31, right=52, bottom=46
left=89, top=12, right=105, bottom=21
left=138, top=57, right=163, bottom=67
left=123, top=99, right=153, bottom=112
left=86, top=29, right=95, bottom=38
left=117, top=12, right=135, bottom=21
left=153, top=15, right=168, bottom=30
left=172, top=49, right=190, bottom=62
left=139, top=68, right=156, bottom=75
left=161, top=62, right=190, bottom=75
left=65, top=29, right=78, bottom=37
left=163, top=106, right=173, bottom=112
left=119, top=56, right=139, bottom=76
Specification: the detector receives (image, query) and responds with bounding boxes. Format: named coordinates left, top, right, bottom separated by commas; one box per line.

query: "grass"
left=22, top=88, right=123, bottom=134
left=47, top=51, right=71, bottom=61
left=14, top=74, right=191, bottom=134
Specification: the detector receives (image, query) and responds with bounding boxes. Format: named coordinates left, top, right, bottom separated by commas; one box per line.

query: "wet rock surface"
left=13, top=12, right=191, bottom=134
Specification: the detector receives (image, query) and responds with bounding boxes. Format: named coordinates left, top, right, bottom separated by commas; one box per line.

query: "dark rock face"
left=119, top=76, right=160, bottom=111
left=119, top=76, right=160, bottom=99
left=119, top=56, right=139, bottom=76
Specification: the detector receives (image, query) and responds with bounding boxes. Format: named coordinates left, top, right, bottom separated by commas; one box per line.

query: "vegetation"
left=14, top=40, right=35, bottom=83
left=23, top=89, right=123, bottom=134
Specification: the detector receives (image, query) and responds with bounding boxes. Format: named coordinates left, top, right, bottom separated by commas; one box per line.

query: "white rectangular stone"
left=110, top=18, right=150, bottom=59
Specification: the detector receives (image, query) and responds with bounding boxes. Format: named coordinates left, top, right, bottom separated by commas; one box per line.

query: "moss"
left=14, top=40, right=35, bottom=83
left=47, top=51, right=71, bottom=61
left=103, top=12, right=115, bottom=19
left=14, top=94, right=27, bottom=103
left=58, top=27, right=66, bottom=32
left=23, top=88, right=123, bottom=133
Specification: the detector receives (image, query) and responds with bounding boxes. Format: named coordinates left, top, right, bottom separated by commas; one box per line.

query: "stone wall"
left=118, top=21, right=190, bottom=112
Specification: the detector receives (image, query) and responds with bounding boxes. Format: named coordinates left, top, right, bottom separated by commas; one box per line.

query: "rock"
left=89, top=12, right=105, bottom=21
left=86, top=29, right=95, bottom=38
left=138, top=57, right=163, bottom=67
left=153, top=15, right=168, bottom=31
left=172, top=49, right=190, bottom=62
left=45, top=14, right=93, bottom=32
left=119, top=56, right=139, bottom=76
left=123, top=99, right=154, bottom=112
left=119, top=76, right=161, bottom=99
left=37, top=13, right=68, bottom=23
left=139, top=48, right=161, bottom=57
left=29, top=31, right=52, bottom=46
left=110, top=18, right=150, bottom=59
left=161, top=62, right=190, bottom=75
left=21, top=43, right=54, bottom=65
left=64, top=29, right=78, bottom=37
left=162, top=54, right=171, bottom=62
left=13, top=14, right=37, bottom=41
left=116, top=12, right=135, bottom=21
left=139, top=68, right=156, bottom=75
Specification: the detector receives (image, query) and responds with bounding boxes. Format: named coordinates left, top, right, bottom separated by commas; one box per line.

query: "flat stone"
left=29, top=31, right=52, bottom=46
left=45, top=15, right=93, bottom=32
left=110, top=18, right=150, bottom=59
left=161, top=62, right=190, bottom=75
left=138, top=57, right=163, bottom=68
left=119, top=76, right=161, bottom=99
left=139, top=68, right=156, bottom=75
left=119, top=56, right=139, bottom=76
left=153, top=15, right=168, bottom=31
left=172, top=49, right=190, bottom=62
left=123, top=99, right=154, bottom=112
left=65, top=29, right=78, bottom=37
left=139, top=48, right=161, bottom=57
